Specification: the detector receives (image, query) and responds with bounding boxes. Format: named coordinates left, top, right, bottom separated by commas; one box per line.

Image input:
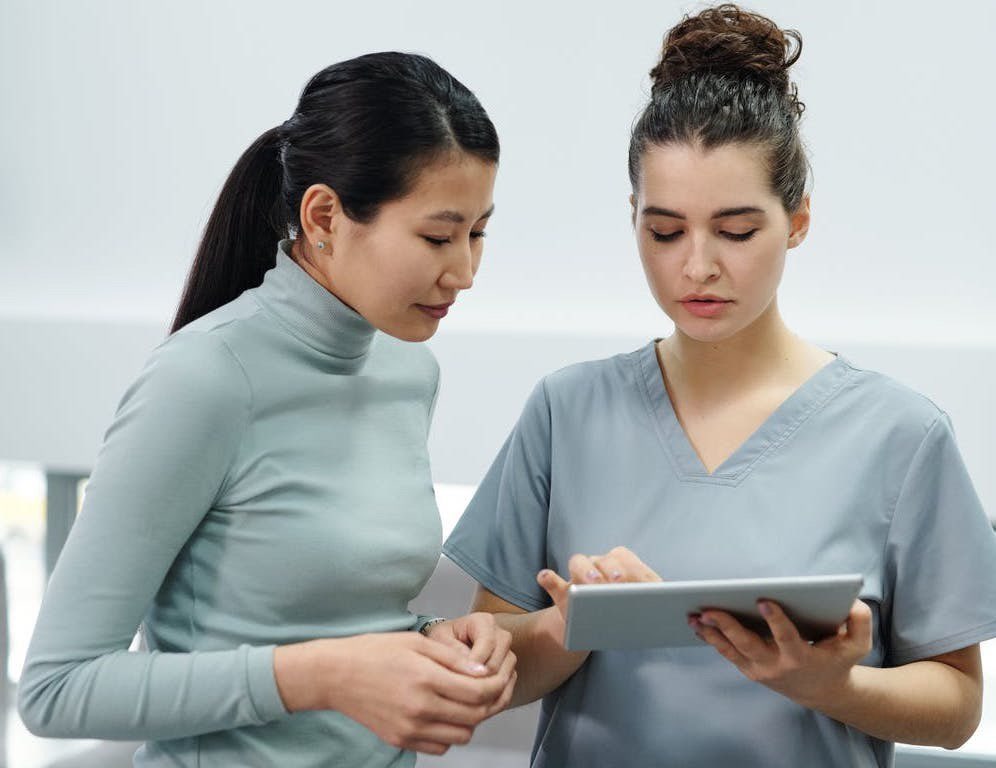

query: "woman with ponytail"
left=18, top=52, right=515, bottom=766
left=444, top=6, right=996, bottom=766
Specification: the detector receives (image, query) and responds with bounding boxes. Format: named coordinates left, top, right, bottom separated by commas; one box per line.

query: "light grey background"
left=1, top=0, right=994, bottom=344
left=2, top=0, right=993, bottom=498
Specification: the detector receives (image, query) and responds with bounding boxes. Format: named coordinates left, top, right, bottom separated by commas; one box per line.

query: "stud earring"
left=316, top=241, right=326, bottom=250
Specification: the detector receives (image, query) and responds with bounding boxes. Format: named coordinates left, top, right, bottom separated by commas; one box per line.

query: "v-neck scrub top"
left=19, top=241, right=443, bottom=767
left=443, top=342, right=996, bottom=768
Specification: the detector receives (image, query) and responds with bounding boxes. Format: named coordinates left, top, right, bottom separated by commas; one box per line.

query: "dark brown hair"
left=629, top=4, right=807, bottom=212
left=171, top=52, right=499, bottom=333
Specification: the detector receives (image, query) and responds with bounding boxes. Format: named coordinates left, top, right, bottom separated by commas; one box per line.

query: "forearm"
left=804, top=661, right=981, bottom=749
left=18, top=644, right=286, bottom=739
left=493, top=608, right=589, bottom=707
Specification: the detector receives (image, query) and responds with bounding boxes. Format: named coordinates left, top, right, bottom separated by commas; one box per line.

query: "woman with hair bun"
left=444, top=5, right=996, bottom=766
left=19, top=52, right=515, bottom=766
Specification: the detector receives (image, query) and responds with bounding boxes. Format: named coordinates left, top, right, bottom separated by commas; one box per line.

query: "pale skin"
left=273, top=151, right=518, bottom=756
left=471, top=141, right=983, bottom=750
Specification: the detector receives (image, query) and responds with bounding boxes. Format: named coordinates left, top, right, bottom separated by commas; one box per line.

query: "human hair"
left=628, top=4, right=807, bottom=213
left=171, top=52, right=499, bottom=333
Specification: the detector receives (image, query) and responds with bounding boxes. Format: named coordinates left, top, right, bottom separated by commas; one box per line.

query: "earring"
left=316, top=241, right=326, bottom=250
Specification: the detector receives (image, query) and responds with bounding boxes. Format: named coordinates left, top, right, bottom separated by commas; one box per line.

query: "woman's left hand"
left=425, top=613, right=516, bottom=683
left=690, top=599, right=873, bottom=708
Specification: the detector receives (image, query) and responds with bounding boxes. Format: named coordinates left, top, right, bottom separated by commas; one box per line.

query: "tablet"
left=563, top=573, right=864, bottom=650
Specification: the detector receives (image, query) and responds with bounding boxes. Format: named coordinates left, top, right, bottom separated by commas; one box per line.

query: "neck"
left=290, top=238, right=360, bottom=315
left=659, top=299, right=810, bottom=399
left=291, top=239, right=333, bottom=291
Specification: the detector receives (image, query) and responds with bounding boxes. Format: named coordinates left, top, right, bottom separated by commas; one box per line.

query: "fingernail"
left=538, top=569, right=551, bottom=580
left=586, top=570, right=602, bottom=582
left=758, top=601, right=773, bottom=617
left=609, top=570, right=623, bottom=581
left=464, top=662, right=488, bottom=675
left=699, top=615, right=716, bottom=627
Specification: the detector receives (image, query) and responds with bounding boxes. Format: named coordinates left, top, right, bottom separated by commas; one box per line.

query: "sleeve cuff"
left=245, top=645, right=291, bottom=722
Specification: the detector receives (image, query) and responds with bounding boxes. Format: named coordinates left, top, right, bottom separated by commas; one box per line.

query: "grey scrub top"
left=443, top=341, right=996, bottom=768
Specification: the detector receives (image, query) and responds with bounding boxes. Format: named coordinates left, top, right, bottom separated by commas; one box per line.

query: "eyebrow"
left=425, top=204, right=495, bottom=223
left=641, top=205, right=765, bottom=219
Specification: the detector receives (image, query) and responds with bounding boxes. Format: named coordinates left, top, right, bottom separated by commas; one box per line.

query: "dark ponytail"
left=629, top=4, right=808, bottom=213
left=171, top=52, right=498, bottom=333
left=170, top=127, right=285, bottom=333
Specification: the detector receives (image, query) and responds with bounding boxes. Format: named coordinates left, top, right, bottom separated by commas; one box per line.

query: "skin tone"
left=274, top=150, right=517, bottom=756
left=291, top=150, right=497, bottom=343
left=472, top=141, right=983, bottom=749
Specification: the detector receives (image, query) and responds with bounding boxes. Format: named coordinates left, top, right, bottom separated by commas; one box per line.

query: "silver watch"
left=418, top=617, right=447, bottom=636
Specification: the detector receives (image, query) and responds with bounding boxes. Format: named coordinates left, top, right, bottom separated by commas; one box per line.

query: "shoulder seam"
left=176, top=330, right=254, bottom=503
left=880, top=413, right=946, bottom=587
left=212, top=335, right=253, bottom=502
left=542, top=345, right=648, bottom=388
left=838, top=360, right=947, bottom=417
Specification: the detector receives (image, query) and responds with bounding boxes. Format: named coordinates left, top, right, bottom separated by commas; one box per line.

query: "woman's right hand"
left=274, top=632, right=514, bottom=755
left=537, top=546, right=662, bottom=623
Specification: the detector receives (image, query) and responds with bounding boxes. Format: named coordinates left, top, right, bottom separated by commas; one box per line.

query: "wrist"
left=798, top=665, right=861, bottom=714
left=274, top=638, right=347, bottom=713
left=537, top=605, right=568, bottom=646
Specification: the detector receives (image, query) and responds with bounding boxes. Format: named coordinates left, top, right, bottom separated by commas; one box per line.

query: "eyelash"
left=651, top=229, right=758, bottom=243
left=423, top=232, right=487, bottom=246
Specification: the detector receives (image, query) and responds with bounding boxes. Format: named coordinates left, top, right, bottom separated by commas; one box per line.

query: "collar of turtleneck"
left=251, top=239, right=376, bottom=365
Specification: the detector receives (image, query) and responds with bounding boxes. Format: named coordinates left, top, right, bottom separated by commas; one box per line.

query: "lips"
left=416, top=302, right=453, bottom=320
left=679, top=295, right=732, bottom=318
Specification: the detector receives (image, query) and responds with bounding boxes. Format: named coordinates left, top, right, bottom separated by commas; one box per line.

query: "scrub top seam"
left=889, top=617, right=996, bottom=666
left=882, top=412, right=943, bottom=563
left=632, top=344, right=687, bottom=481
left=877, top=412, right=947, bottom=665
left=715, top=362, right=856, bottom=483
left=634, top=343, right=855, bottom=486
left=442, top=545, right=549, bottom=612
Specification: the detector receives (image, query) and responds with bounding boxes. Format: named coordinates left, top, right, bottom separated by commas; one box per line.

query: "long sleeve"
left=17, top=331, right=288, bottom=740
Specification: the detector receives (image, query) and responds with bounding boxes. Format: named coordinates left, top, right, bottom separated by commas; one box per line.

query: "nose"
left=682, top=235, right=721, bottom=284
left=439, top=243, right=476, bottom=292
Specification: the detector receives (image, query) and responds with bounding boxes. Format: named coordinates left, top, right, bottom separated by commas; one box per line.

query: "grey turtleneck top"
left=18, top=240, right=443, bottom=767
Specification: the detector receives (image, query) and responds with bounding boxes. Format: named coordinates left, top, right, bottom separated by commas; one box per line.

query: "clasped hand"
left=276, top=612, right=514, bottom=756
left=369, top=612, right=516, bottom=755
left=537, top=545, right=871, bottom=709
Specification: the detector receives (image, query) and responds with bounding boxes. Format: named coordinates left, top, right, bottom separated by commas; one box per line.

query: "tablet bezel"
left=563, top=573, right=864, bottom=651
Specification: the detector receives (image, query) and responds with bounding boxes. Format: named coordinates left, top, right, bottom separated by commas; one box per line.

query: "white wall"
left=0, top=320, right=993, bottom=520
left=1, top=0, right=994, bottom=345
left=0, top=2, right=993, bottom=498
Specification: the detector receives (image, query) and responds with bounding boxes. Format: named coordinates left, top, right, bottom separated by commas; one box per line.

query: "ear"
left=629, top=193, right=637, bottom=228
left=298, top=184, right=344, bottom=252
left=787, top=195, right=811, bottom=249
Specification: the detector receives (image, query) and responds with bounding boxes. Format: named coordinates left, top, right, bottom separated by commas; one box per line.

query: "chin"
left=673, top=320, right=740, bottom=344
left=389, top=322, right=438, bottom=343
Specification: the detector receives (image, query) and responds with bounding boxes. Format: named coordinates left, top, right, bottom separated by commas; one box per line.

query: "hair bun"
left=651, top=4, right=802, bottom=112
